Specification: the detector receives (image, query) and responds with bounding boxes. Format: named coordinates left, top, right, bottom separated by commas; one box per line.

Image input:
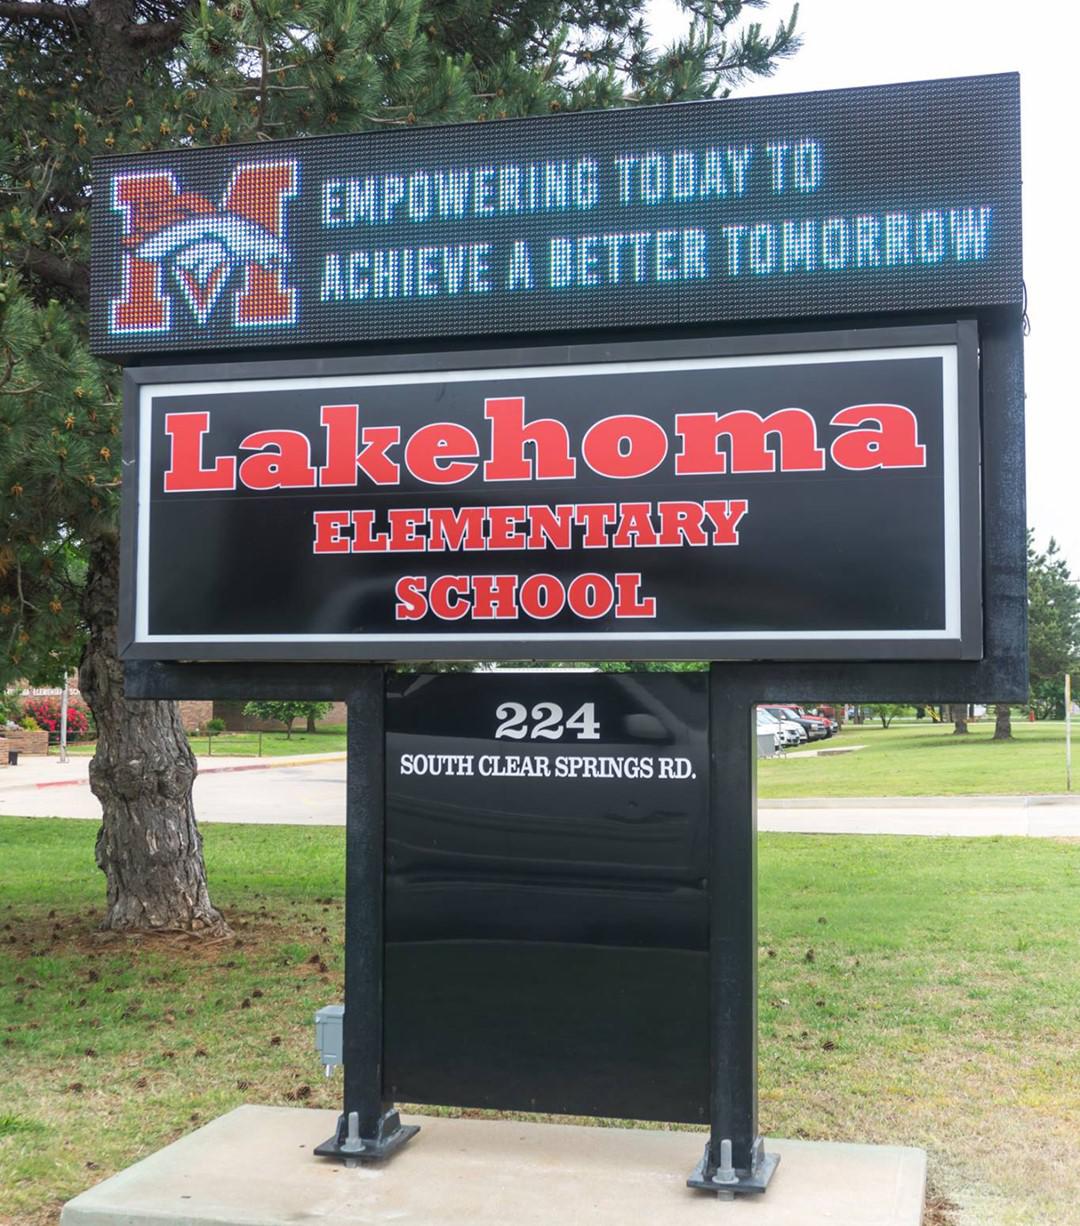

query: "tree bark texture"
left=79, top=537, right=229, bottom=936
left=993, top=702, right=1013, bottom=740
left=950, top=703, right=969, bottom=735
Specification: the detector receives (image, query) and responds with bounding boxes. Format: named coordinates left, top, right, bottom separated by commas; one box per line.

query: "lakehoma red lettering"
left=472, top=575, right=519, bottom=619
left=658, top=501, right=708, bottom=546
left=614, top=573, right=657, bottom=617
left=484, top=397, right=577, bottom=481
left=395, top=576, right=428, bottom=619
left=350, top=510, right=389, bottom=552
left=392, top=572, right=658, bottom=621
left=387, top=509, right=426, bottom=551
left=320, top=405, right=361, bottom=484
left=526, top=505, right=574, bottom=550
left=312, top=511, right=351, bottom=554
left=574, top=504, right=618, bottom=547
left=519, top=574, right=565, bottom=619
left=429, top=576, right=471, bottom=620
left=568, top=574, right=614, bottom=619
left=164, top=412, right=236, bottom=492
left=829, top=404, right=927, bottom=470
left=487, top=506, right=527, bottom=549
left=403, top=422, right=479, bottom=484
left=582, top=415, right=668, bottom=479
left=612, top=503, right=660, bottom=548
left=238, top=430, right=315, bottom=490
left=428, top=507, right=486, bottom=552
left=320, top=405, right=401, bottom=486
left=703, top=499, right=749, bottom=544
left=675, top=409, right=826, bottom=475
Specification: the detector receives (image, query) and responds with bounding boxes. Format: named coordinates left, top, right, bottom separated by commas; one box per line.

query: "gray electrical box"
left=315, top=1004, right=344, bottom=1069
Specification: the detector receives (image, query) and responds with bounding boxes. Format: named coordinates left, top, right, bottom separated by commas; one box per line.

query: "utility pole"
left=59, top=674, right=70, bottom=765
left=1066, top=674, right=1073, bottom=792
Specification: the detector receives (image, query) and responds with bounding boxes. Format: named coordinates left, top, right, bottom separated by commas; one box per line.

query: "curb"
left=762, top=793, right=1080, bottom=810
left=196, top=753, right=347, bottom=777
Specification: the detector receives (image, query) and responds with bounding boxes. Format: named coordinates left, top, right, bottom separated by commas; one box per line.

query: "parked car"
left=757, top=707, right=806, bottom=747
left=755, top=710, right=781, bottom=756
left=762, top=705, right=829, bottom=741
left=786, top=704, right=836, bottom=737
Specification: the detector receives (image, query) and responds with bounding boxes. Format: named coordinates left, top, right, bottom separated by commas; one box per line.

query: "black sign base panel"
left=687, top=1142, right=780, bottom=1195
left=384, top=671, right=710, bottom=1126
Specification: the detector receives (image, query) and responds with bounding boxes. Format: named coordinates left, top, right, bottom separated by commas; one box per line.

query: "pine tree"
left=1027, top=534, right=1080, bottom=719
left=0, top=0, right=798, bottom=933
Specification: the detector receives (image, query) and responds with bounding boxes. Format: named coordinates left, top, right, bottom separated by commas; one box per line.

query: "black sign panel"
left=384, top=670, right=709, bottom=1122
left=91, top=74, right=1020, bottom=358
left=119, top=326, right=981, bottom=662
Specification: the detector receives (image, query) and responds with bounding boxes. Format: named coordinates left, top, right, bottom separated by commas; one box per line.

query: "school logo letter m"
left=109, top=161, right=299, bottom=335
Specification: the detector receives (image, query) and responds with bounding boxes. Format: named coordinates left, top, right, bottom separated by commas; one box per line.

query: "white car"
left=756, top=710, right=781, bottom=754
left=757, top=707, right=805, bottom=748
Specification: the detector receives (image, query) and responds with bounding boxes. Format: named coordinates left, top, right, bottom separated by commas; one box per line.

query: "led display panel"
left=92, top=74, right=1020, bottom=358
left=118, top=325, right=982, bottom=662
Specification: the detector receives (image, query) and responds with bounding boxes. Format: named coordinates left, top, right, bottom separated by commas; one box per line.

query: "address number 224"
left=494, top=702, right=600, bottom=741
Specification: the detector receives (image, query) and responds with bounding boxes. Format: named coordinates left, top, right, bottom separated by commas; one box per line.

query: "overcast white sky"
left=650, top=0, right=1080, bottom=574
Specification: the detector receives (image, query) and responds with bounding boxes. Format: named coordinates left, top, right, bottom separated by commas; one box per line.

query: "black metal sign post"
left=107, top=71, right=1026, bottom=1202
left=314, top=667, right=419, bottom=1161
left=692, top=678, right=768, bottom=1192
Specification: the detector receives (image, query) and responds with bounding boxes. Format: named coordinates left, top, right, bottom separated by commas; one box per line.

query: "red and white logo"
left=109, top=161, right=299, bottom=335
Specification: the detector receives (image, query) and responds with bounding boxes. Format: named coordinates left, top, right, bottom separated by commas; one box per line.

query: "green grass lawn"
left=759, top=718, right=1075, bottom=798
left=2, top=817, right=1078, bottom=1225
left=65, top=724, right=348, bottom=758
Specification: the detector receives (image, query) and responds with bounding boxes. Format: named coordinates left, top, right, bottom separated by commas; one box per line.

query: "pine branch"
left=0, top=1, right=89, bottom=24
left=127, top=17, right=185, bottom=48
left=19, top=248, right=90, bottom=305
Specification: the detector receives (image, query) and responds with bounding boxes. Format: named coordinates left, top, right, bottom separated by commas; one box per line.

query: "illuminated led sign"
left=92, top=74, right=1020, bottom=358
left=118, top=325, right=982, bottom=661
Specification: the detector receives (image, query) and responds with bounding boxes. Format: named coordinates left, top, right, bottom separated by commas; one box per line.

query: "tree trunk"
left=79, top=537, right=229, bottom=936
left=950, top=703, right=969, bottom=734
left=993, top=702, right=1013, bottom=740
left=306, top=712, right=317, bottom=734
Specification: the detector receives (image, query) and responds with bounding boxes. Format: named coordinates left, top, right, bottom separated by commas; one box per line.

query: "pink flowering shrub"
left=21, top=697, right=93, bottom=740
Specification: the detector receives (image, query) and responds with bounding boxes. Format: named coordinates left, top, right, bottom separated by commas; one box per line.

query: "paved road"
left=1, top=754, right=1078, bottom=836
left=0, top=753, right=348, bottom=825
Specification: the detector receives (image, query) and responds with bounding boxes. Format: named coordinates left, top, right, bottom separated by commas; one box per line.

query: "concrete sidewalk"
left=758, top=796, right=1080, bottom=837
left=0, top=750, right=345, bottom=790
left=2, top=752, right=1078, bottom=835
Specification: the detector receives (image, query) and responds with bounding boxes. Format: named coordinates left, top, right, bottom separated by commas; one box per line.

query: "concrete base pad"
left=61, top=1106, right=926, bottom=1226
